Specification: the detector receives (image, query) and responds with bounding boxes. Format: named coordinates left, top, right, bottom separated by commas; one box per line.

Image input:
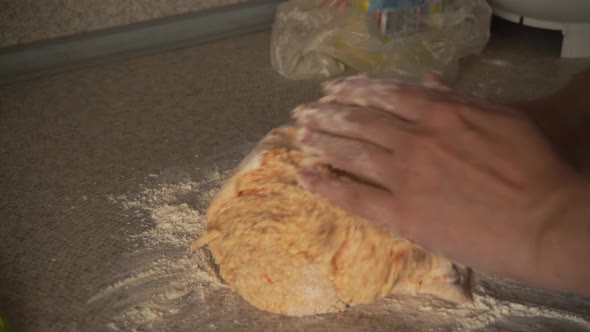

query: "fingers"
left=320, top=76, right=441, bottom=122
left=297, top=168, right=398, bottom=232
left=293, top=102, right=413, bottom=151
left=298, top=128, right=393, bottom=187
left=421, top=71, right=450, bottom=91
left=319, top=75, right=496, bottom=132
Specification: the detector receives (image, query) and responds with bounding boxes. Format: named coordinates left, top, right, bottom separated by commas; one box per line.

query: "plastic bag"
left=270, top=0, right=492, bottom=82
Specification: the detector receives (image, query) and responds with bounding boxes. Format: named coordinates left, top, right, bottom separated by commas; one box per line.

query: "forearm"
left=513, top=68, right=590, bottom=169
left=515, top=67, right=590, bottom=116
left=530, top=177, right=590, bottom=295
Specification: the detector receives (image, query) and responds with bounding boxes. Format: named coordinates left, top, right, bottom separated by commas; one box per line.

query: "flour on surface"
left=94, top=171, right=590, bottom=331
left=95, top=172, right=237, bottom=331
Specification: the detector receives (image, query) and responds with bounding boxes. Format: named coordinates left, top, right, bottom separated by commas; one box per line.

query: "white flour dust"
left=95, top=171, right=236, bottom=331
left=93, top=171, right=590, bottom=331
left=357, top=281, right=590, bottom=331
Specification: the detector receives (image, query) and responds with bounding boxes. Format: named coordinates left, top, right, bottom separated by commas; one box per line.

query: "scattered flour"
left=94, top=170, right=590, bottom=331
left=95, top=171, right=236, bottom=331
left=362, top=285, right=590, bottom=331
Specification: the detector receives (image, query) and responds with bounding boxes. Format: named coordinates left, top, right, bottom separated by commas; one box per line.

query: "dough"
left=192, top=126, right=472, bottom=316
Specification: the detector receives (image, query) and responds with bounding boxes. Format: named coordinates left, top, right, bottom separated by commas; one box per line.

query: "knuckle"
left=410, top=130, right=431, bottom=146
left=362, top=147, right=380, bottom=165
left=340, top=108, right=358, bottom=124
left=409, top=131, right=439, bottom=157
left=351, top=144, right=373, bottom=167
left=427, top=102, right=465, bottom=128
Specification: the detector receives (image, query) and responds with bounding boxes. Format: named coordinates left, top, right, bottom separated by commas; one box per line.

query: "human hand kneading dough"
left=293, top=71, right=590, bottom=296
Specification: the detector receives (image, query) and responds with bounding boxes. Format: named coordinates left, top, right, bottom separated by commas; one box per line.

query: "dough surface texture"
left=193, top=126, right=471, bottom=316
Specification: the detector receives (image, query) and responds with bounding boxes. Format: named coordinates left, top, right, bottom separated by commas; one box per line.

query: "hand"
left=293, top=75, right=589, bottom=293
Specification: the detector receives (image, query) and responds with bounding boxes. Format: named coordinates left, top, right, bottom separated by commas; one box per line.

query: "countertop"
left=1, top=17, right=589, bottom=332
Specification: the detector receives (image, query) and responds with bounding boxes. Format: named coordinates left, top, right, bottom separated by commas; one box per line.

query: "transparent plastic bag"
left=270, top=0, right=492, bottom=82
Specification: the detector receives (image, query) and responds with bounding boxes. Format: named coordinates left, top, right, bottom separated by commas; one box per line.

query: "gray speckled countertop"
left=0, top=18, right=589, bottom=331
left=0, top=0, right=250, bottom=47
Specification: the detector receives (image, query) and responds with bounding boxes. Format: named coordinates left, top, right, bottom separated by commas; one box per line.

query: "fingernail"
left=301, top=152, right=322, bottom=167
left=292, top=103, right=320, bottom=121
left=297, top=127, right=314, bottom=144
left=352, top=98, right=369, bottom=107
left=291, top=103, right=311, bottom=119
left=422, top=71, right=449, bottom=91
left=322, top=77, right=347, bottom=94
left=319, top=95, right=336, bottom=104
left=322, top=77, right=345, bottom=90
left=297, top=169, right=320, bottom=191
left=291, top=104, right=306, bottom=117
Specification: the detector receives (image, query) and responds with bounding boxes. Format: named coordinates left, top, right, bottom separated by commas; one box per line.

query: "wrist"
left=529, top=175, right=590, bottom=294
left=519, top=96, right=582, bottom=164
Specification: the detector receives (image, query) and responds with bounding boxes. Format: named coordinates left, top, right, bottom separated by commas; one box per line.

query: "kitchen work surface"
left=1, top=18, right=590, bottom=332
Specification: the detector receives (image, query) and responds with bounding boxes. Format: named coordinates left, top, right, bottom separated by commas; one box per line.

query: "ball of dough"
left=192, top=127, right=472, bottom=316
